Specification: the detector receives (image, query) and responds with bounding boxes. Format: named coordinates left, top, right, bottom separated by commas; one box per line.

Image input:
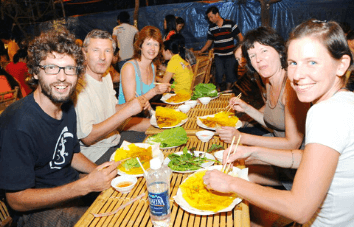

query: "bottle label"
left=148, top=190, right=170, bottom=216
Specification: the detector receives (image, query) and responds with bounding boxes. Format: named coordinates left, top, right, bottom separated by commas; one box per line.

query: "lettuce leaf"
left=191, top=83, right=218, bottom=100
left=149, top=127, right=188, bottom=148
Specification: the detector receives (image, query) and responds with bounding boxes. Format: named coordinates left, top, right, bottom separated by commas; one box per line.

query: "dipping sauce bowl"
left=111, top=175, right=137, bottom=194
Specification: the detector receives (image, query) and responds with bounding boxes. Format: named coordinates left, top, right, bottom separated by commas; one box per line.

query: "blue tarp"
left=33, top=0, right=354, bottom=49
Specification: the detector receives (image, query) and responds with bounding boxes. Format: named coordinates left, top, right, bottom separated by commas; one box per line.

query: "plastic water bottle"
left=146, top=157, right=172, bottom=227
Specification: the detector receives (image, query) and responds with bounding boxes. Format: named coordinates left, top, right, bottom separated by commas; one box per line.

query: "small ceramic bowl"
left=196, top=130, right=214, bottom=142
left=178, top=104, right=191, bottom=113
left=214, top=150, right=225, bottom=163
left=198, top=97, right=212, bottom=105
left=185, top=100, right=198, bottom=108
left=111, top=175, right=137, bottom=194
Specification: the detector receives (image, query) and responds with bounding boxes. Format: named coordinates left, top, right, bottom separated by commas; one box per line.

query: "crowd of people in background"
left=0, top=5, right=354, bottom=227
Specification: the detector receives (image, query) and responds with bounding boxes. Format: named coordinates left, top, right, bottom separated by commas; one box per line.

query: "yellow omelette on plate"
left=199, top=111, right=239, bottom=128
left=155, top=106, right=188, bottom=128
left=180, top=170, right=237, bottom=212
left=114, top=143, right=152, bottom=175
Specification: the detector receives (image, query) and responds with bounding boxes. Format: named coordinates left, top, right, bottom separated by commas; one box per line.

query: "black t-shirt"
left=0, top=94, right=80, bottom=191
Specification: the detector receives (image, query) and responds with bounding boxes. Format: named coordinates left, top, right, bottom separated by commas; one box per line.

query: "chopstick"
left=221, top=136, right=236, bottom=173
left=225, top=93, right=242, bottom=112
left=224, top=135, right=241, bottom=174
left=92, top=193, right=146, bottom=217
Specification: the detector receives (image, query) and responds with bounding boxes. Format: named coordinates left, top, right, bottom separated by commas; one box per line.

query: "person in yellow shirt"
left=157, top=34, right=193, bottom=93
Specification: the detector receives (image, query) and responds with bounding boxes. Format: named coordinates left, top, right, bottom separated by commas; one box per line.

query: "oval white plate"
left=161, top=93, right=190, bottom=105
left=163, top=151, right=215, bottom=173
left=174, top=165, right=249, bottom=215
left=110, top=142, right=164, bottom=177
left=196, top=114, right=242, bottom=131
left=150, top=114, right=188, bottom=129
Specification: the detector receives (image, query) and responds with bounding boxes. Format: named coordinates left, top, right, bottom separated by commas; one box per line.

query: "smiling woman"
left=204, top=19, right=354, bottom=226
left=118, top=26, right=170, bottom=116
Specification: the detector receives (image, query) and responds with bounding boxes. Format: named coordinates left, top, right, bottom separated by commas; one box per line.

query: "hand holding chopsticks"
left=221, top=135, right=241, bottom=174
left=225, top=93, right=242, bottom=112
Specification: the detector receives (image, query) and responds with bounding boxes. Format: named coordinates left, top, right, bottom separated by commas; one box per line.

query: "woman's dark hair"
left=164, top=14, right=177, bottom=35
left=242, top=26, right=287, bottom=74
left=176, top=17, right=185, bottom=25
left=13, top=48, right=27, bottom=64
left=287, top=19, right=353, bottom=84
left=163, top=34, right=186, bottom=60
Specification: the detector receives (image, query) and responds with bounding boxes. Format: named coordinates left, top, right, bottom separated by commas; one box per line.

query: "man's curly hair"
left=27, top=28, right=85, bottom=85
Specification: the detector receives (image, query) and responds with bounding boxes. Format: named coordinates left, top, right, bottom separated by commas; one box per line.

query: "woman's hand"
left=154, top=83, right=170, bottom=95
left=203, top=170, right=234, bottom=193
left=222, top=145, right=255, bottom=165
left=216, top=126, right=241, bottom=144
left=229, top=97, right=250, bottom=113
left=158, top=65, right=166, bottom=72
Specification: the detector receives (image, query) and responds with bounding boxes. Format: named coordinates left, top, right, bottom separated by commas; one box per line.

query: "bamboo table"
left=75, top=136, right=250, bottom=227
left=145, top=93, right=235, bottom=136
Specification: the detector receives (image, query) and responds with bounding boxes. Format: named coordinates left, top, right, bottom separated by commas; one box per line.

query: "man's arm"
left=71, top=152, right=97, bottom=173
left=80, top=98, right=144, bottom=146
left=197, top=40, right=213, bottom=54
left=6, top=161, right=119, bottom=212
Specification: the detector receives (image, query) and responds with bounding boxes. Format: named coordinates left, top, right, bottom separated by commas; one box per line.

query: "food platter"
left=161, top=93, right=190, bottom=105
left=150, top=114, right=188, bottom=129
left=197, top=114, right=243, bottom=130
left=163, top=151, right=215, bottom=173
left=110, top=141, right=164, bottom=177
left=174, top=165, right=249, bottom=215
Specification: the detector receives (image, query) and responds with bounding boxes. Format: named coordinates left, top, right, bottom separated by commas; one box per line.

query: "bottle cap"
left=150, top=158, right=162, bottom=170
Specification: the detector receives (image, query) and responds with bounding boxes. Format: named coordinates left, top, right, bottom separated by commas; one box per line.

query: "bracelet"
left=290, top=150, right=294, bottom=169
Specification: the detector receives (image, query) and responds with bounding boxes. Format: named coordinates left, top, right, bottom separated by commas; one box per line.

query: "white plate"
left=145, top=137, right=182, bottom=150
left=196, top=114, right=243, bottom=131
left=174, top=165, right=249, bottom=215
left=110, top=142, right=164, bottom=177
left=150, top=114, right=188, bottom=129
left=161, top=93, right=190, bottom=105
left=163, top=151, right=215, bottom=173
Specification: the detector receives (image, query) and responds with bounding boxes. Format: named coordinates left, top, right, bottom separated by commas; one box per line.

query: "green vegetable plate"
left=163, top=150, right=216, bottom=173
left=145, top=127, right=188, bottom=150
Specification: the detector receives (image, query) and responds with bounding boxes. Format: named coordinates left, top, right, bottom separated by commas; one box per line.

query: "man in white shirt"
left=75, top=29, right=150, bottom=163
left=112, top=11, right=138, bottom=71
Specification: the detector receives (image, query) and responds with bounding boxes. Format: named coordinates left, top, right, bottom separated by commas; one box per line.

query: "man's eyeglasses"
left=38, top=65, right=78, bottom=75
